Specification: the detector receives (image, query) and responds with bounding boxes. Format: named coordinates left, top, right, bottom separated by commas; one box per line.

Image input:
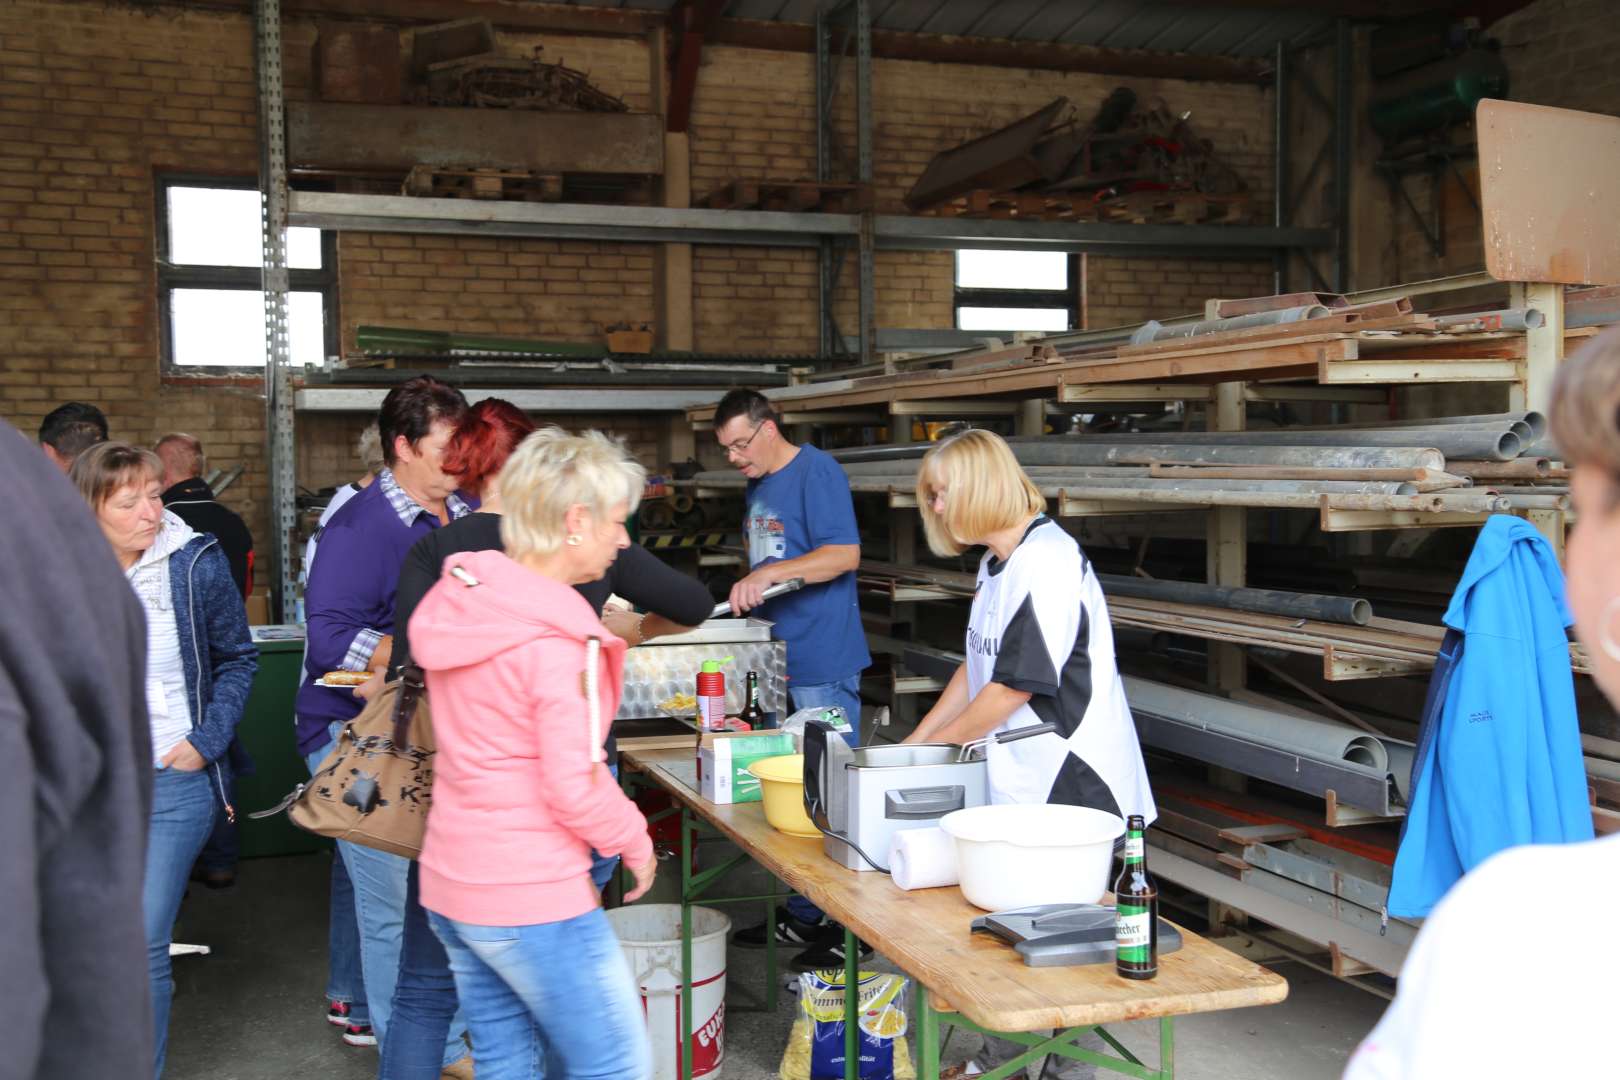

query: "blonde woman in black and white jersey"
left=903, top=429, right=1154, bottom=1080
left=907, top=427, right=1159, bottom=1075
left=905, top=428, right=1154, bottom=819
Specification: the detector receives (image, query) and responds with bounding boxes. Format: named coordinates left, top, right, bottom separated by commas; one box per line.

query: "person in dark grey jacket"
left=71, top=441, right=258, bottom=1080
left=1, top=421, right=153, bottom=1080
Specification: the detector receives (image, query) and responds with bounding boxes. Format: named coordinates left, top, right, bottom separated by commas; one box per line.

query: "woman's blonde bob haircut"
left=70, top=441, right=162, bottom=512
left=916, top=429, right=1045, bottom=557
left=498, top=427, right=647, bottom=558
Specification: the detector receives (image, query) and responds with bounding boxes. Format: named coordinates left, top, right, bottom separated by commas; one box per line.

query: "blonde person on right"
left=409, top=429, right=656, bottom=1080
left=903, top=428, right=1154, bottom=1080
left=1344, top=327, right=1620, bottom=1077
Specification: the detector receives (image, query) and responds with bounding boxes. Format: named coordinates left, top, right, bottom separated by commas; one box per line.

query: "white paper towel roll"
left=889, top=827, right=959, bottom=890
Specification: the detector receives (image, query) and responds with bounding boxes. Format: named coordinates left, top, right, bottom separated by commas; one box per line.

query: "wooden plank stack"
left=399, top=164, right=653, bottom=205
left=919, top=187, right=1251, bottom=225
left=694, top=179, right=874, bottom=213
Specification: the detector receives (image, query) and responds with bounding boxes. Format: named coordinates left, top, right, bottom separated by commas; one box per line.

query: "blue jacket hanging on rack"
left=1386, top=515, right=1591, bottom=918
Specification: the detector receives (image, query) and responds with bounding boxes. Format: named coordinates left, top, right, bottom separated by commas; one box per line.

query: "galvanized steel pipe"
left=838, top=444, right=1451, bottom=472
left=1099, top=576, right=1372, bottom=626
left=1046, top=486, right=1447, bottom=512
left=1009, top=430, right=1521, bottom=461
left=1431, top=308, right=1546, bottom=332
left=1128, top=304, right=1332, bottom=345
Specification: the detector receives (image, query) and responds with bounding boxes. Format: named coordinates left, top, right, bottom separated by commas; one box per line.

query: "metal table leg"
left=766, top=890, right=778, bottom=1015
left=671, top=805, right=800, bottom=1079
left=916, top=984, right=941, bottom=1079
left=924, top=998, right=1175, bottom=1079
left=844, top=925, right=859, bottom=1080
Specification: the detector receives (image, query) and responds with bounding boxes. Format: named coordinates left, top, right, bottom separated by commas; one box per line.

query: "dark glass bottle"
left=1114, top=814, right=1158, bottom=980
left=739, top=670, right=766, bottom=728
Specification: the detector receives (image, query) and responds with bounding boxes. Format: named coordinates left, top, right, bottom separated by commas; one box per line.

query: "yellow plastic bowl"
left=747, top=754, right=820, bottom=838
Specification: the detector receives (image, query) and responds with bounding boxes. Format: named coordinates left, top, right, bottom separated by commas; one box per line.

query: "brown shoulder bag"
left=252, top=664, right=436, bottom=859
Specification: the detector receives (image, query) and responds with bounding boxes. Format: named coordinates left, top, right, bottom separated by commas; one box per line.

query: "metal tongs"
left=957, top=721, right=1060, bottom=762
left=708, top=577, right=806, bottom=620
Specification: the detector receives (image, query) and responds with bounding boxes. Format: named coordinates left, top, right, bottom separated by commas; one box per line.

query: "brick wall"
left=1085, top=256, right=1277, bottom=329
left=690, top=46, right=1274, bottom=211
left=688, top=44, right=1277, bottom=350
left=0, top=0, right=668, bottom=552
left=338, top=233, right=656, bottom=352
left=1, top=0, right=1281, bottom=560
left=0, top=1, right=268, bottom=528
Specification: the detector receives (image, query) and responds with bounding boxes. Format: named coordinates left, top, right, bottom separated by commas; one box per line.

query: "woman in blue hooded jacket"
left=72, top=442, right=258, bottom=1079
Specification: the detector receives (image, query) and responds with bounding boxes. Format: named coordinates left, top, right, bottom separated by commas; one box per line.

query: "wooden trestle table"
left=621, top=747, right=1287, bottom=1080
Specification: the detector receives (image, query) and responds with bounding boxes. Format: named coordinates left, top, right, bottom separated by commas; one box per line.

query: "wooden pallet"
left=402, top=165, right=564, bottom=202
left=920, top=187, right=1251, bottom=225
left=396, top=165, right=651, bottom=205
left=695, top=178, right=873, bottom=213
left=1095, top=190, right=1251, bottom=225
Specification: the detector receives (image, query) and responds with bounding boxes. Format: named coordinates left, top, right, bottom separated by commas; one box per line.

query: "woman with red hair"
left=438, top=397, right=531, bottom=504
left=378, top=398, right=712, bottom=1080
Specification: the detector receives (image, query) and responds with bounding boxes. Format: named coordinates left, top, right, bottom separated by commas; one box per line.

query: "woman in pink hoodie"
left=409, top=428, right=656, bottom=1080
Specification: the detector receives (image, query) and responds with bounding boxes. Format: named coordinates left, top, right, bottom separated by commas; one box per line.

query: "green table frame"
left=627, top=769, right=1176, bottom=1080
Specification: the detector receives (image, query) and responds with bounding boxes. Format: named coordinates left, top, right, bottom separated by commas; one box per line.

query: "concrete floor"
left=167, top=851, right=1385, bottom=1080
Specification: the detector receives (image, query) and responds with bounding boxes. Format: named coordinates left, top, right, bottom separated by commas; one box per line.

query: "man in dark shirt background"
left=37, top=400, right=108, bottom=472
left=155, top=433, right=254, bottom=597
left=155, top=432, right=256, bottom=889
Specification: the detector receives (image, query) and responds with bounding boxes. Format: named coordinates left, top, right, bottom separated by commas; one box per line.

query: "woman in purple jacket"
left=293, top=376, right=474, bottom=1070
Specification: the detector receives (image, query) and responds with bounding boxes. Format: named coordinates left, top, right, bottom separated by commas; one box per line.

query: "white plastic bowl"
left=939, top=804, right=1126, bottom=911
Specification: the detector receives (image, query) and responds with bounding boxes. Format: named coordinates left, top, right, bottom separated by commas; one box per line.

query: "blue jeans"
left=195, top=771, right=238, bottom=874
left=428, top=908, right=651, bottom=1080
left=786, top=674, right=862, bottom=923
left=305, top=738, right=369, bottom=1027
left=310, top=723, right=466, bottom=1065
left=145, top=767, right=219, bottom=1079
left=381, top=862, right=463, bottom=1079
left=789, top=674, right=862, bottom=747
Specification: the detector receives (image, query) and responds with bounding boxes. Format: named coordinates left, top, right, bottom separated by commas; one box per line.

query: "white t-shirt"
left=966, top=517, right=1155, bottom=822
left=1345, top=832, right=1620, bottom=1078
left=126, top=511, right=199, bottom=766
left=299, top=481, right=362, bottom=689
left=143, top=604, right=193, bottom=766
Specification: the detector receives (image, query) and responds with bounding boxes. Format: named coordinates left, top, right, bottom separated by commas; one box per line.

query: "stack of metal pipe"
left=827, top=411, right=1554, bottom=513
left=693, top=412, right=1566, bottom=514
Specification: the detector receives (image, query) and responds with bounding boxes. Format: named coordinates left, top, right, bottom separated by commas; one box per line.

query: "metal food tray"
left=617, top=629, right=786, bottom=721
left=644, top=617, right=774, bottom=646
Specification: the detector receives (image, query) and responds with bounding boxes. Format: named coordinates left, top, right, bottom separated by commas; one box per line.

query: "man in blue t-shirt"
left=716, top=388, right=871, bottom=729
left=714, top=388, right=873, bottom=969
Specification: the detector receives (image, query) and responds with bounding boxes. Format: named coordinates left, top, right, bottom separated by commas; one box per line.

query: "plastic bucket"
left=748, top=754, right=820, bottom=838
left=607, top=904, right=732, bottom=1080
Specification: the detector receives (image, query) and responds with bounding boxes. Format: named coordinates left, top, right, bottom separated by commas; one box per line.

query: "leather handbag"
left=253, top=664, right=436, bottom=859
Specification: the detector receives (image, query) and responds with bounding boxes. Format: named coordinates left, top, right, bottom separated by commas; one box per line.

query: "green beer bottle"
left=1114, top=814, right=1158, bottom=980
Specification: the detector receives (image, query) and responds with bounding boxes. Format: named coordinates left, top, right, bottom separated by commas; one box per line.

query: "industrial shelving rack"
left=674, top=267, right=1574, bottom=985
left=252, top=0, right=1332, bottom=622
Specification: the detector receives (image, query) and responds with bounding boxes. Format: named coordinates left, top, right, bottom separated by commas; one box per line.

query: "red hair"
left=442, top=398, right=536, bottom=496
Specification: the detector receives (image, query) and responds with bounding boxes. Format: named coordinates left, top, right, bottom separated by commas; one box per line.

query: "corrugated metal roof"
left=554, top=0, right=1336, bottom=57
